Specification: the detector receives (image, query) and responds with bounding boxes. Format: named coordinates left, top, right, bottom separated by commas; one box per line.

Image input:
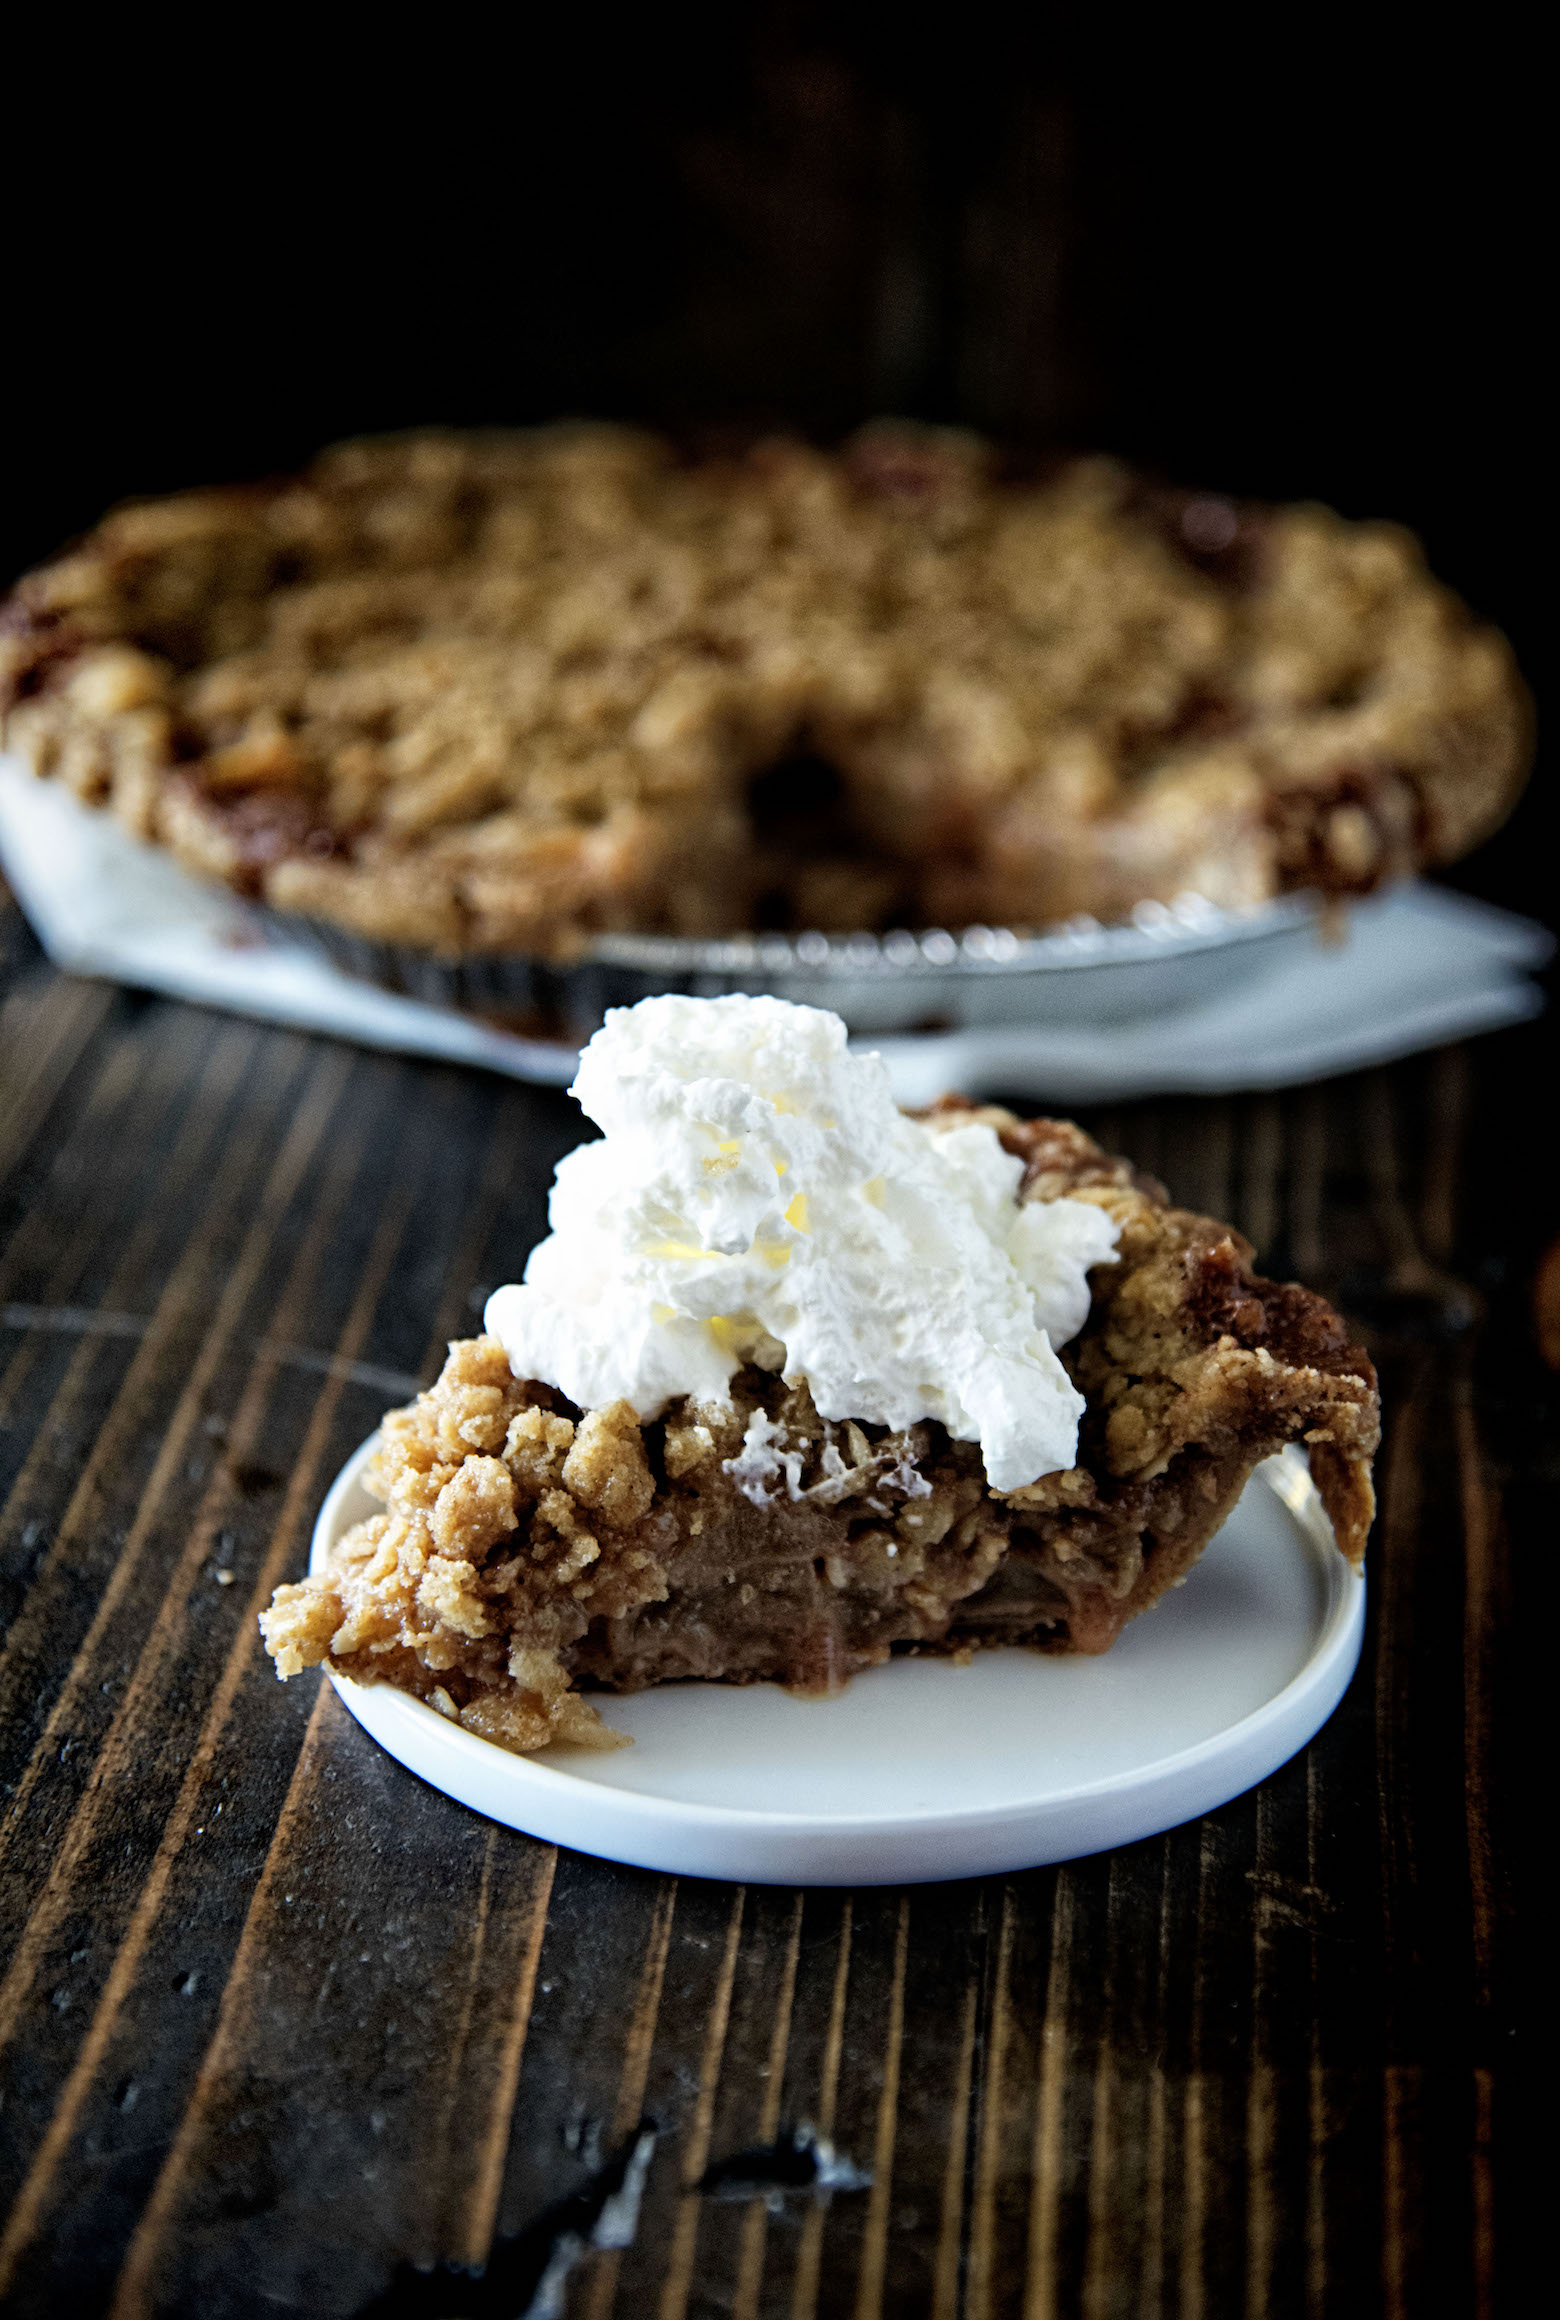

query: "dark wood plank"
left=0, top=897, right=1539, bottom=2316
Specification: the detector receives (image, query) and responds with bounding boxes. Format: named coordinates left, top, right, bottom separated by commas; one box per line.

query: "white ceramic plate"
left=312, top=1438, right=1362, bottom=1884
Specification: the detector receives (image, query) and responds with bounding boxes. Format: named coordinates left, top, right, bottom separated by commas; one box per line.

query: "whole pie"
left=260, top=1089, right=1378, bottom=1755
left=0, top=424, right=1528, bottom=960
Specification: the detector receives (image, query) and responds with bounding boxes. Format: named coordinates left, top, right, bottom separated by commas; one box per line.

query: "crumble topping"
left=722, top=1405, right=934, bottom=1513
left=1, top=425, right=1528, bottom=956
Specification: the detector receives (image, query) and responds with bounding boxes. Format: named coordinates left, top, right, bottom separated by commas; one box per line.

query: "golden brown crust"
left=960, top=1102, right=1378, bottom=1563
left=259, top=1110, right=1379, bottom=1750
left=2, top=426, right=1528, bottom=957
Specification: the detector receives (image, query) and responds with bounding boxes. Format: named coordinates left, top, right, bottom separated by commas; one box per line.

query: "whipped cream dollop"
left=484, top=995, right=1119, bottom=1492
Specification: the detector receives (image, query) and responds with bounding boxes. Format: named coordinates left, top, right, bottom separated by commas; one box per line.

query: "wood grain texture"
left=0, top=893, right=1538, bottom=2317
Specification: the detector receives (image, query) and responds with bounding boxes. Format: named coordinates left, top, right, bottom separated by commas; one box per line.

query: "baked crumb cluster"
left=260, top=1108, right=1378, bottom=1751
left=2, top=426, right=1526, bottom=956
left=263, top=1339, right=651, bottom=1751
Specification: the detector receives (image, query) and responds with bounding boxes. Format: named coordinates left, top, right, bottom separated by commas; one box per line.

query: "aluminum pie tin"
left=265, top=888, right=1327, bottom=1042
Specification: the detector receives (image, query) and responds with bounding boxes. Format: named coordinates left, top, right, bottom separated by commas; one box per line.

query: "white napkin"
left=2, top=754, right=1549, bottom=1104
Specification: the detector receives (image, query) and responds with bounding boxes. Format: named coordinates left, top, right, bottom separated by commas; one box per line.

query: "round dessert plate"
left=311, top=1438, right=1364, bottom=1885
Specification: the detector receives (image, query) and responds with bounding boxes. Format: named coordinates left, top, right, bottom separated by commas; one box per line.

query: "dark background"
left=4, top=4, right=1546, bottom=911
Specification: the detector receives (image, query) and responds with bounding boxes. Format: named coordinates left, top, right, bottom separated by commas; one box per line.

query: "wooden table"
left=0, top=889, right=1538, bottom=2317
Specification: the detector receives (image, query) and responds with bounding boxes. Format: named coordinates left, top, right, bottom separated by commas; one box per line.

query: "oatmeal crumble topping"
left=1, top=426, right=1527, bottom=956
left=260, top=1108, right=1378, bottom=1751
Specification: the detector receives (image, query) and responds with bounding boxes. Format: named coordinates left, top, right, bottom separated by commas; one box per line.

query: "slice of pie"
left=260, top=1088, right=1377, bottom=1755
